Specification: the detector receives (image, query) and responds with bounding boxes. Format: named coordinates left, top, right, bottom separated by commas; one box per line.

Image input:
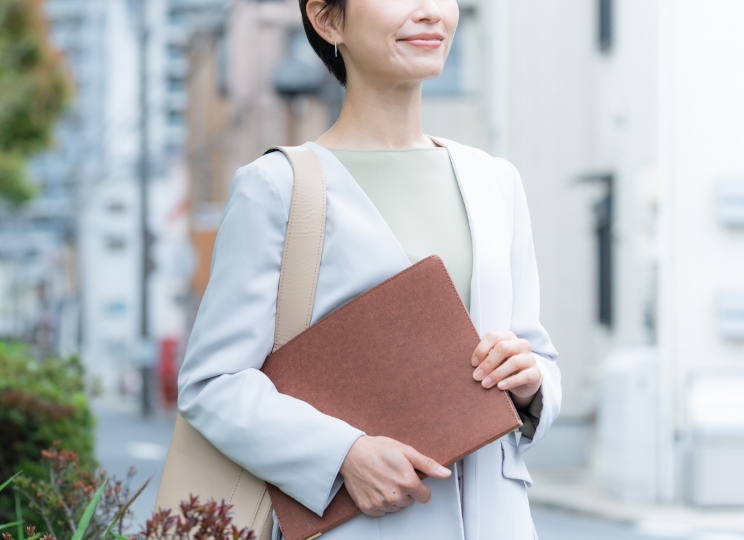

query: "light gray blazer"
left=177, top=138, right=561, bottom=540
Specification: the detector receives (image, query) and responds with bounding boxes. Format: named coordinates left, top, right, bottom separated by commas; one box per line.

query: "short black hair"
left=299, top=0, right=348, bottom=85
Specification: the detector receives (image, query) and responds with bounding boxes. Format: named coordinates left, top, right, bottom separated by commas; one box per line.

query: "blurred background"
left=1, top=0, right=744, bottom=538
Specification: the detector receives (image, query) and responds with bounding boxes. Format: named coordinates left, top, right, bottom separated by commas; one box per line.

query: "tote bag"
left=154, top=146, right=327, bottom=540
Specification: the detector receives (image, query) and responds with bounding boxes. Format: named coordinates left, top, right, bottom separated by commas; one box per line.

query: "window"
left=168, top=111, right=184, bottom=126
left=168, top=9, right=185, bottom=27
left=422, top=32, right=462, bottom=95
left=103, top=302, right=127, bottom=316
left=167, top=44, right=186, bottom=61
left=106, top=200, right=126, bottom=213
left=104, top=236, right=126, bottom=251
left=598, top=0, right=613, bottom=53
left=216, top=31, right=228, bottom=96
left=168, top=77, right=186, bottom=92
left=593, top=184, right=613, bottom=327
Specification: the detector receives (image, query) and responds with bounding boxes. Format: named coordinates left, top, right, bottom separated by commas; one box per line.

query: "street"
left=91, top=400, right=730, bottom=540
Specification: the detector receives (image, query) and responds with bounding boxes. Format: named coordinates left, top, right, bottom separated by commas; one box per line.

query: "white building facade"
left=76, top=0, right=198, bottom=400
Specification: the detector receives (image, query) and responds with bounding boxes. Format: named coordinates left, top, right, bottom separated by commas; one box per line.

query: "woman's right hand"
left=339, top=435, right=452, bottom=517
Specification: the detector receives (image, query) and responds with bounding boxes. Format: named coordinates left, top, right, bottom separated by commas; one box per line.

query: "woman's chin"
left=390, top=62, right=444, bottom=84
left=407, top=69, right=446, bottom=85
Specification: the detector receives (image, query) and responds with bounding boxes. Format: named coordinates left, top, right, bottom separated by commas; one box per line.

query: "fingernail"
left=471, top=357, right=479, bottom=367
left=438, top=466, right=450, bottom=476
left=483, top=377, right=492, bottom=388
left=498, top=380, right=507, bottom=389
left=474, top=369, right=484, bottom=381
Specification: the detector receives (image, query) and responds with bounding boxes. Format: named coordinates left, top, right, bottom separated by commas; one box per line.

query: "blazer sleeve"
left=177, top=160, right=365, bottom=517
left=507, top=163, right=562, bottom=453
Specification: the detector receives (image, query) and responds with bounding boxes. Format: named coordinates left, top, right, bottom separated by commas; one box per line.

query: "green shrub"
left=0, top=341, right=96, bottom=522
left=11, top=445, right=142, bottom=540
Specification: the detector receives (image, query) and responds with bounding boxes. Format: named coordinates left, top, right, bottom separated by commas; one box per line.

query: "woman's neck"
left=316, top=75, right=436, bottom=150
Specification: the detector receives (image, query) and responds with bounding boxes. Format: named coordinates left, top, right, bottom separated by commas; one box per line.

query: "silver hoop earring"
left=335, top=39, right=338, bottom=58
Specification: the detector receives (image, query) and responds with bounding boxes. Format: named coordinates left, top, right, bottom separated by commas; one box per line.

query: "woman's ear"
left=305, top=0, right=341, bottom=47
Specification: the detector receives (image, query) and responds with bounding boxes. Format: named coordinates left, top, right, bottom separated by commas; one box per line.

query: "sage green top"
left=330, top=148, right=473, bottom=310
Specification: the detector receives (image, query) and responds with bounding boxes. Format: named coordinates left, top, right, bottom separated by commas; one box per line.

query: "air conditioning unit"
left=714, top=177, right=744, bottom=226
left=596, top=347, right=657, bottom=502
left=688, top=373, right=744, bottom=506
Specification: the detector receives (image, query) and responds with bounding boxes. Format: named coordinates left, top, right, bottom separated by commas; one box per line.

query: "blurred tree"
left=0, top=0, right=70, bottom=208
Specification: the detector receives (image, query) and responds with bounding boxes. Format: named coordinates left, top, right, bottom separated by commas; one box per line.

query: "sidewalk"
left=92, top=397, right=177, bottom=526
left=528, top=468, right=744, bottom=538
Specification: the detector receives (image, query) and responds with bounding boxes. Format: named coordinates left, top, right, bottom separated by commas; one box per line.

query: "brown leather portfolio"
left=261, top=255, right=523, bottom=540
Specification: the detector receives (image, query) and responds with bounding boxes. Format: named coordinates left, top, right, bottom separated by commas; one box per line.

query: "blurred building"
left=0, top=0, right=202, bottom=402
left=0, top=0, right=113, bottom=356
left=74, top=0, right=198, bottom=399
left=493, top=0, right=744, bottom=508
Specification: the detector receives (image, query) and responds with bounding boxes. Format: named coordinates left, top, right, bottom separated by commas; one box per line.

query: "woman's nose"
left=412, top=0, right=444, bottom=24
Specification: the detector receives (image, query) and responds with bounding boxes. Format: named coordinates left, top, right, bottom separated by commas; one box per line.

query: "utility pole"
left=138, top=0, right=154, bottom=416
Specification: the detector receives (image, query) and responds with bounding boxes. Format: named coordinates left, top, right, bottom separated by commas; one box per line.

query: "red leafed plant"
left=139, top=496, right=255, bottom=540
left=2, top=524, right=53, bottom=540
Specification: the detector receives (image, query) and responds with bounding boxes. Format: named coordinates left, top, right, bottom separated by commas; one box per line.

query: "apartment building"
left=500, top=0, right=744, bottom=506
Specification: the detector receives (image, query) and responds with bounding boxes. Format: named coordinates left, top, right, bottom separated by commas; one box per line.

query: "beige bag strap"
left=154, top=146, right=326, bottom=540
left=266, top=145, right=327, bottom=351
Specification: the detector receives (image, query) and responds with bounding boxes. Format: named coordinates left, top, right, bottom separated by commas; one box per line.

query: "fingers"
left=402, top=446, right=451, bottom=479
left=357, top=492, right=405, bottom=517
left=356, top=491, right=409, bottom=516
left=360, top=479, right=426, bottom=515
left=477, top=352, right=533, bottom=389
left=382, top=493, right=415, bottom=511
left=341, top=436, right=442, bottom=516
left=404, top=476, right=432, bottom=505
left=400, top=446, right=448, bottom=504
left=473, top=339, right=530, bottom=382
left=394, top=495, right=416, bottom=508
left=471, top=331, right=516, bottom=367
left=493, top=363, right=541, bottom=391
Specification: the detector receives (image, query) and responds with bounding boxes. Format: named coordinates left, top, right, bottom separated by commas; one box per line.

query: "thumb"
left=403, top=447, right=451, bottom=479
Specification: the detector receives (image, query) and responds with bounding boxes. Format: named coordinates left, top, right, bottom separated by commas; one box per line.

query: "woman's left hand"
left=471, top=331, right=543, bottom=409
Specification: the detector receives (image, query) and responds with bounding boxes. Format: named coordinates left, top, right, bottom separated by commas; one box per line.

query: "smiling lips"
left=399, top=33, right=444, bottom=50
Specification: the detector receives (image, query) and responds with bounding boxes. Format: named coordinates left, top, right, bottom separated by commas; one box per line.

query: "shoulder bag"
left=154, top=145, right=327, bottom=540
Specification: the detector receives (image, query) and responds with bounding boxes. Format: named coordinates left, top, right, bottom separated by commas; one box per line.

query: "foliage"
left=2, top=523, right=54, bottom=540
left=134, top=496, right=255, bottom=540
left=12, top=447, right=138, bottom=540
left=0, top=154, right=35, bottom=207
left=1, top=444, right=254, bottom=540
left=0, top=342, right=95, bottom=523
left=0, top=0, right=70, bottom=207
left=1, top=463, right=112, bottom=540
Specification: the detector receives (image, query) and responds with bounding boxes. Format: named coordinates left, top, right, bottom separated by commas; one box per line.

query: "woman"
left=177, top=0, right=561, bottom=539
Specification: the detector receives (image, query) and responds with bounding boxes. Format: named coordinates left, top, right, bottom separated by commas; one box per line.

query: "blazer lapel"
left=431, top=137, right=519, bottom=540
left=430, top=137, right=515, bottom=335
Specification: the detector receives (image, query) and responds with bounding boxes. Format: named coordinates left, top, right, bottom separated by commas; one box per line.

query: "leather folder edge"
left=267, top=255, right=524, bottom=539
